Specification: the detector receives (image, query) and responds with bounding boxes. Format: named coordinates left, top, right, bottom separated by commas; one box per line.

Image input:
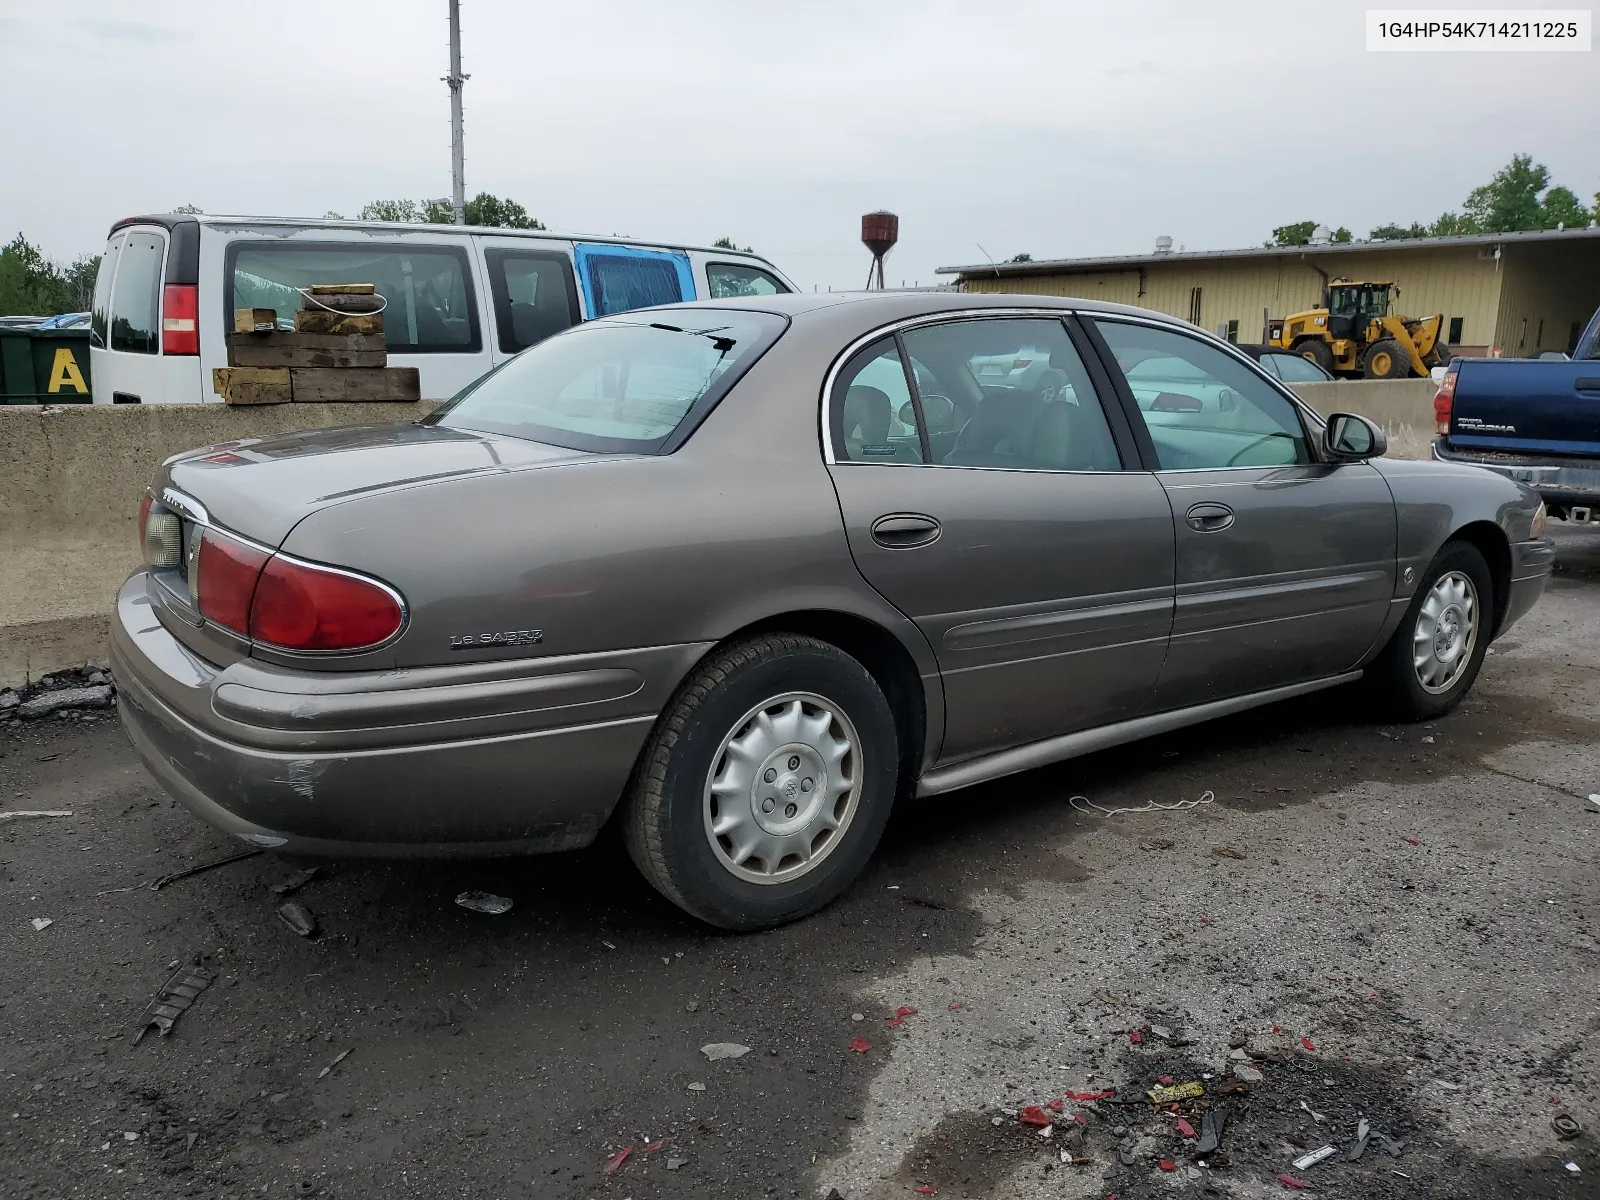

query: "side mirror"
left=1323, top=412, right=1386, bottom=460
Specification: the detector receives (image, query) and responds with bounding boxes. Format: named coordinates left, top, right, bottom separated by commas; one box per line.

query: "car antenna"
left=976, top=244, right=1001, bottom=278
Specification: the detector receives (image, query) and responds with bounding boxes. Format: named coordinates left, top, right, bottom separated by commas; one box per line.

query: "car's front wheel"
left=623, top=634, right=900, bottom=930
left=1369, top=541, right=1494, bottom=720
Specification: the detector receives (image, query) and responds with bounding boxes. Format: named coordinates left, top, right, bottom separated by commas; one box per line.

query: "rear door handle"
left=871, top=513, right=941, bottom=549
left=1185, top=502, right=1235, bottom=533
left=1576, top=377, right=1600, bottom=392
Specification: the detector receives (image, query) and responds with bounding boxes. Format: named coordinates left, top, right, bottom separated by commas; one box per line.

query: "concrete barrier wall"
left=0, top=378, right=1442, bottom=687
left=1, top=402, right=437, bottom=686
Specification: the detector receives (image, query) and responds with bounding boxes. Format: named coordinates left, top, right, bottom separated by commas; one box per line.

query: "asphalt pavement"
left=3, top=525, right=1598, bottom=1200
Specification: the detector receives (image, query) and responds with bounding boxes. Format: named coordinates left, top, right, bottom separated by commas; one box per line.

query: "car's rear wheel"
left=623, top=634, right=899, bottom=930
left=1368, top=541, right=1494, bottom=720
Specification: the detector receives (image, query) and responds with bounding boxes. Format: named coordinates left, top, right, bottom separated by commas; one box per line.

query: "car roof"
left=624, top=289, right=1192, bottom=326
left=108, top=213, right=784, bottom=268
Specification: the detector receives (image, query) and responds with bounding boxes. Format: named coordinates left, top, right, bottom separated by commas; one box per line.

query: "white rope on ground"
left=0, top=810, right=73, bottom=823
left=1068, top=790, right=1215, bottom=818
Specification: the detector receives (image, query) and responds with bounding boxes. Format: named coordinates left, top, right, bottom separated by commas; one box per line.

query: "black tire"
left=1363, top=338, right=1411, bottom=379
left=1431, top=340, right=1454, bottom=367
left=1367, top=541, right=1494, bottom=721
left=1294, top=339, right=1335, bottom=373
left=622, top=634, right=900, bottom=930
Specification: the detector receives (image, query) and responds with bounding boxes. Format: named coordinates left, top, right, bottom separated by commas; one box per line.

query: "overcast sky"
left=2, top=0, right=1596, bottom=291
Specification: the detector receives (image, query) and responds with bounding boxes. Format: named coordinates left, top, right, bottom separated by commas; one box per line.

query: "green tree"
left=1538, top=185, right=1591, bottom=229
left=1369, top=222, right=1430, bottom=241
left=1429, top=211, right=1478, bottom=237
left=1269, top=220, right=1319, bottom=247
left=1463, top=153, right=1547, bottom=232
left=0, top=234, right=75, bottom=316
left=1331, top=227, right=1352, bottom=244
left=1008, top=252, right=1034, bottom=263
left=64, top=254, right=101, bottom=311
left=420, top=194, right=546, bottom=228
left=713, top=236, right=753, bottom=252
left=359, top=199, right=424, bottom=222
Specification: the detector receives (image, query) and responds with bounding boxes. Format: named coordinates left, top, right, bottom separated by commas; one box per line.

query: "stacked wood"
left=220, top=282, right=418, bottom=404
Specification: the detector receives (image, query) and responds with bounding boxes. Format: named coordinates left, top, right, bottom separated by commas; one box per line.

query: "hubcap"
left=1412, top=570, right=1478, bottom=694
left=703, top=692, right=861, bottom=885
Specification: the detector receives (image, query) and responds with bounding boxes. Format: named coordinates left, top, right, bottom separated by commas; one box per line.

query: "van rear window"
left=228, top=244, right=480, bottom=354
left=109, top=232, right=164, bottom=355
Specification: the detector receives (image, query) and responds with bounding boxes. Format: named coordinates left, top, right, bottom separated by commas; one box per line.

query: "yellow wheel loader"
left=1268, top=281, right=1450, bottom=380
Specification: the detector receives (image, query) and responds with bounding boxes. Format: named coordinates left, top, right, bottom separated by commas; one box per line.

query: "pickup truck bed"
left=1433, top=304, right=1600, bottom=517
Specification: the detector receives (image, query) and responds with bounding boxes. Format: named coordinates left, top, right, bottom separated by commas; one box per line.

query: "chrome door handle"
left=871, top=513, right=941, bottom=548
left=1185, top=502, right=1234, bottom=533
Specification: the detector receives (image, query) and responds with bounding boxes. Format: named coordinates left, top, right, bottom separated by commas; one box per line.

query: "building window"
left=1188, top=286, right=1202, bottom=325
left=1225, top=319, right=1239, bottom=344
left=1536, top=318, right=1544, bottom=349
left=1519, top=317, right=1527, bottom=348
left=1447, top=316, right=1464, bottom=344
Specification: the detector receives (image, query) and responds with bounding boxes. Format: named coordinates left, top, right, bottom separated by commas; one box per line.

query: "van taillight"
left=161, top=284, right=198, bottom=355
left=195, top=529, right=270, bottom=635
left=1433, top=368, right=1458, bottom=435
left=250, top=556, right=404, bottom=652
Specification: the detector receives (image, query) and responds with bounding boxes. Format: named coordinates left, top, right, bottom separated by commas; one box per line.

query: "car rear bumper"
left=1433, top=438, right=1600, bottom=512
left=109, top=572, right=704, bottom=856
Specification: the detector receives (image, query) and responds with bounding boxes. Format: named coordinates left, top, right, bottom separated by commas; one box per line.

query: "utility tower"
left=445, top=0, right=468, bottom=224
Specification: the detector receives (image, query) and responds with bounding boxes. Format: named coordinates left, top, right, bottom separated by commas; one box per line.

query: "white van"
left=88, top=215, right=797, bottom=405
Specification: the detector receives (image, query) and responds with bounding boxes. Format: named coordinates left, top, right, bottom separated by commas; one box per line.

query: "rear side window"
left=576, top=245, right=693, bottom=316
left=90, top=234, right=123, bottom=349
left=707, top=262, right=789, bottom=299
left=830, top=338, right=925, bottom=463
left=485, top=249, right=579, bottom=353
left=228, top=243, right=480, bottom=353
left=432, top=310, right=785, bottom=453
left=109, top=231, right=165, bottom=354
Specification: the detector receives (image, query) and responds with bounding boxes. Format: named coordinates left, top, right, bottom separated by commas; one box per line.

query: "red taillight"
left=1433, top=368, right=1458, bottom=435
left=161, top=284, right=198, bottom=355
left=249, top=556, right=403, bottom=652
left=196, top=530, right=270, bottom=635
left=1012, top=358, right=1033, bottom=370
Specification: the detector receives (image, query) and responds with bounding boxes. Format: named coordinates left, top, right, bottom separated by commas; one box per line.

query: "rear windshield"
left=227, top=243, right=480, bottom=353
left=430, top=310, right=786, bottom=453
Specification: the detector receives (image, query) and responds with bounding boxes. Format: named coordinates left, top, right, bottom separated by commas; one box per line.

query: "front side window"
left=431, top=310, right=785, bottom=453
left=485, top=249, right=579, bottom=353
left=899, top=318, right=1122, bottom=471
left=707, top=262, right=789, bottom=299
left=90, top=233, right=123, bottom=349
left=108, top=230, right=164, bottom=354
left=230, top=244, right=480, bottom=353
left=1263, top=352, right=1330, bottom=383
left=1096, top=320, right=1310, bottom=470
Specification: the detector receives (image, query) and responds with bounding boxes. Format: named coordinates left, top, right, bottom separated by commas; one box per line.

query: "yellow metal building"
left=940, top=227, right=1600, bottom=358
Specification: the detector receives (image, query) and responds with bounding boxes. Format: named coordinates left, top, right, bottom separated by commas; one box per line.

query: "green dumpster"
left=0, top=326, right=92, bottom=403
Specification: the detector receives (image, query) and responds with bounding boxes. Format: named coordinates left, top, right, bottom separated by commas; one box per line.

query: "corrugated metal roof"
left=937, top=225, right=1600, bottom=279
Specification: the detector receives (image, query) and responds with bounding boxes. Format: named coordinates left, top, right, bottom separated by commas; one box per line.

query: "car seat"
left=841, top=386, right=892, bottom=460
left=1030, top=399, right=1119, bottom=471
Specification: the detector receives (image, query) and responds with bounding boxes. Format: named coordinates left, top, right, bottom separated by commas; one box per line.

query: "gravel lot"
left=3, top=525, right=1597, bottom=1200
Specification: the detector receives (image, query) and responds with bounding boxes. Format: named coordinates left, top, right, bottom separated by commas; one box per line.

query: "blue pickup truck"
left=1433, top=304, right=1600, bottom=521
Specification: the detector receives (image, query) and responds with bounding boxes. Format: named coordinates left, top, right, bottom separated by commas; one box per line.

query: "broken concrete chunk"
left=18, top=685, right=114, bottom=719
left=134, top=964, right=216, bottom=1045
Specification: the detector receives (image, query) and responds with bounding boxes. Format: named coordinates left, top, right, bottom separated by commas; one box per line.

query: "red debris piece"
left=1065, top=1089, right=1117, bottom=1102
left=915, top=1188, right=937, bottom=1195
left=849, top=1035, right=871, bottom=1054
left=1158, top=1074, right=1176, bottom=1086
left=640, top=1140, right=665, bottom=1154
left=1301, top=1037, right=1317, bottom=1052
left=1276, top=1174, right=1313, bottom=1190
left=1018, top=1105, right=1053, bottom=1128
left=1176, top=1117, right=1197, bottom=1139
left=1047, top=1099, right=1065, bottom=1113
left=1402, top=836, right=1420, bottom=845
left=885, top=1006, right=918, bottom=1028
left=1129, top=1029, right=1144, bottom=1045
left=947, top=1003, right=965, bottom=1011
left=1159, top=1159, right=1176, bottom=1172
left=1272, top=1025, right=1283, bottom=1034
left=1073, top=1113, right=1087, bottom=1126
left=602, top=1146, right=632, bottom=1175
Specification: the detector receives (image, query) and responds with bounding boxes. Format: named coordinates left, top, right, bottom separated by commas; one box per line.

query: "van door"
left=91, top=225, right=202, bottom=404
left=475, top=237, right=582, bottom=365
left=223, top=237, right=492, bottom=402
left=573, top=244, right=694, bottom=316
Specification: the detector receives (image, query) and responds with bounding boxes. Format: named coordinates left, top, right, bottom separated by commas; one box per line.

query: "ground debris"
left=1148, top=1080, right=1205, bottom=1103
left=270, top=867, right=321, bottom=896
left=30, top=917, right=52, bottom=931
left=153, top=848, right=264, bottom=891
left=18, top=685, right=114, bottom=719
left=134, top=963, right=215, bottom=1045
left=277, top=900, right=317, bottom=938
left=318, top=1048, right=353, bottom=1079
left=0, top=809, right=74, bottom=824
left=700, top=1042, right=751, bottom=1060
left=454, top=890, right=512, bottom=914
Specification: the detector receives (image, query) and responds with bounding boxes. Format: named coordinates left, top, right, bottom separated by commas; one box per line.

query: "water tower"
left=862, top=211, right=898, bottom=290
